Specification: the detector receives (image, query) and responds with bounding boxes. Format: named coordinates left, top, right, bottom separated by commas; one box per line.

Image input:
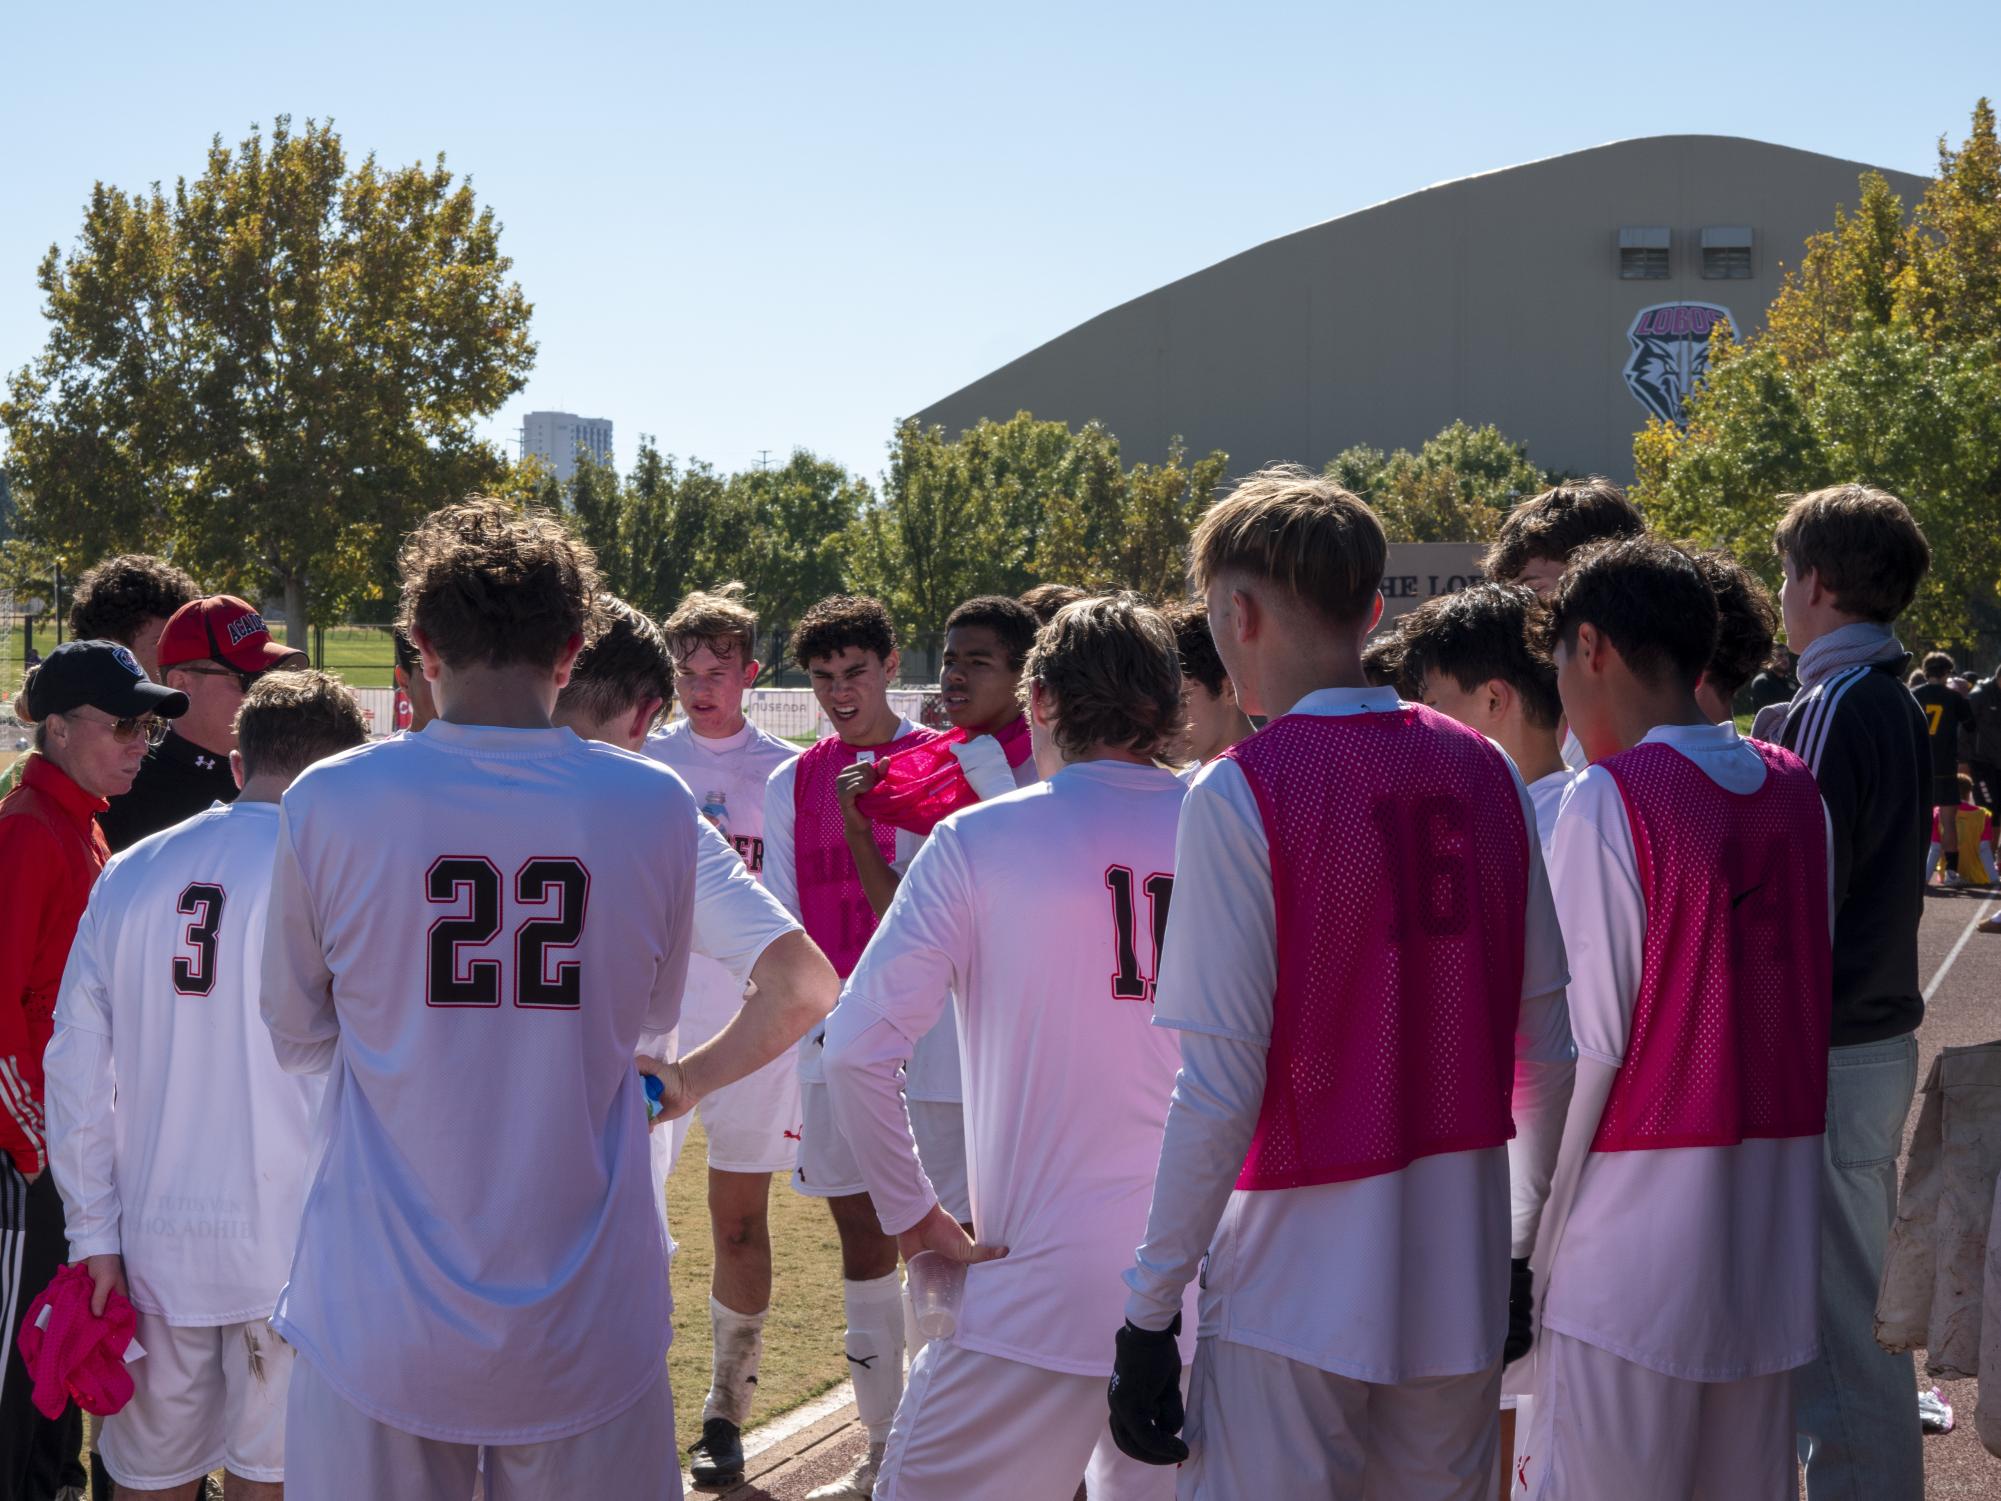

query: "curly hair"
left=1396, top=583, right=1561, bottom=729
left=790, top=595, right=896, bottom=670
left=557, top=595, right=674, bottom=729
left=397, top=499, right=600, bottom=670
left=1482, top=478, right=1645, bottom=582
left=1544, top=537, right=1717, bottom=690
left=1688, top=549, right=1778, bottom=701
left=1022, top=593, right=1182, bottom=761
left=67, top=554, right=199, bottom=645
left=233, top=670, right=369, bottom=781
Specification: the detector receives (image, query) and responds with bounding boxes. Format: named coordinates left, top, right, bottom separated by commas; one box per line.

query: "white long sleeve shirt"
left=824, top=760, right=1197, bottom=1374
left=1123, top=686, right=1572, bottom=1382
left=46, top=800, right=322, bottom=1325
left=1540, top=720, right=1832, bottom=1380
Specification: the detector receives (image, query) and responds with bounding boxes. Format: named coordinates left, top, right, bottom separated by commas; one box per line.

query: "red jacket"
left=0, top=753, right=110, bottom=1174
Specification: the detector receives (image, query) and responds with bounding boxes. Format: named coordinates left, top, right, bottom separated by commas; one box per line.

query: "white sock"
left=843, top=1272, right=906, bottom=1444
left=703, top=1296, right=768, bottom=1426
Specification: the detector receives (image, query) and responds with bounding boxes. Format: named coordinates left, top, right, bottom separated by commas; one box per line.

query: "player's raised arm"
left=260, top=804, right=340, bottom=1075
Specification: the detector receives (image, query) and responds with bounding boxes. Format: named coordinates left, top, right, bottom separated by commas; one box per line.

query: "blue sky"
left=3, top=2, right=1996, bottom=485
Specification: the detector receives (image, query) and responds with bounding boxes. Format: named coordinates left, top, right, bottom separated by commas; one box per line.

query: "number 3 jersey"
left=46, top=800, right=322, bottom=1325
left=260, top=722, right=707, bottom=1444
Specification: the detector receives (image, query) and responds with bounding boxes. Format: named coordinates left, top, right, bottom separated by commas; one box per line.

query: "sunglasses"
left=68, top=709, right=170, bottom=747
left=177, top=662, right=259, bottom=694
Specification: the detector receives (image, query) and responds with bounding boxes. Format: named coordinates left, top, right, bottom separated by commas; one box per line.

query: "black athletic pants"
left=0, top=1154, right=85, bottom=1499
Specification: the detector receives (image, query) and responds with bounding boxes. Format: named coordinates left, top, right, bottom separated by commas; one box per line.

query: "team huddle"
left=0, top=465, right=1943, bottom=1500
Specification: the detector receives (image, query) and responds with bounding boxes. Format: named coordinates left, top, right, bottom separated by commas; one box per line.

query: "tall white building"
left=520, top=410, right=614, bottom=483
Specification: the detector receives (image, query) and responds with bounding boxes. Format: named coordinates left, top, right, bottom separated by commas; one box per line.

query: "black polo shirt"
left=99, top=729, right=238, bottom=852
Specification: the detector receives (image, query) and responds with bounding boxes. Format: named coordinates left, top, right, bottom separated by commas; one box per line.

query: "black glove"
left=1108, top=1315, right=1187, bottom=1466
left=1504, top=1256, right=1534, bottom=1364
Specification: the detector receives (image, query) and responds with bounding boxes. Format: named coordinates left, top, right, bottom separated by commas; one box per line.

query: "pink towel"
left=855, top=716, right=1033, bottom=836
left=18, top=1263, right=137, bottom=1418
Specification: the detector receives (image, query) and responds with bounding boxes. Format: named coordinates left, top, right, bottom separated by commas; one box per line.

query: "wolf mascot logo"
left=1624, top=302, right=1734, bottom=425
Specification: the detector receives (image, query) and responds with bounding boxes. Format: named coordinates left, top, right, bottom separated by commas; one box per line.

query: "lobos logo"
left=1624, top=302, right=1734, bottom=426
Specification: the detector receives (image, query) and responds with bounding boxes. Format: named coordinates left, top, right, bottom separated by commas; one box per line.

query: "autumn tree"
left=1327, top=420, right=1549, bottom=543
left=1, top=116, right=534, bottom=629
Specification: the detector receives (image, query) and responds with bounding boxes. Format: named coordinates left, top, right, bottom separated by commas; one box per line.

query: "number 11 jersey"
left=261, top=721, right=698, bottom=1444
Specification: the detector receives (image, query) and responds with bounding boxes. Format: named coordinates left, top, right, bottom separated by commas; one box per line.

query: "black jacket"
left=1965, top=678, right=2001, bottom=767
left=1773, top=657, right=1929, bottom=1046
left=99, top=730, right=239, bottom=853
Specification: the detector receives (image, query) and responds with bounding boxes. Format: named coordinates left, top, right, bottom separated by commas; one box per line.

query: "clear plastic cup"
left=905, top=1251, right=966, bottom=1340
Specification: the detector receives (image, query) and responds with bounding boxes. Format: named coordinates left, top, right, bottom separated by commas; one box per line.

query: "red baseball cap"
left=157, top=596, right=309, bottom=676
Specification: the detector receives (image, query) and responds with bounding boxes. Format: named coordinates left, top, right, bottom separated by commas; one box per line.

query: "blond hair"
left=1190, top=465, right=1387, bottom=625
left=665, top=582, right=758, bottom=664
left=233, top=670, right=369, bottom=780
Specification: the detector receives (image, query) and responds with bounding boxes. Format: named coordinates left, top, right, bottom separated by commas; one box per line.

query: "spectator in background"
left=99, top=597, right=306, bottom=853
left=1765, top=484, right=1931, bottom=1501
left=1746, top=644, right=1799, bottom=718
left=0, top=641, right=186, bottom=1499
left=1966, top=663, right=2001, bottom=812
left=1912, top=652, right=1976, bottom=871
left=0, top=556, right=199, bottom=803
left=1690, top=548, right=1779, bottom=727
left=392, top=626, right=438, bottom=733
left=1019, top=582, right=1087, bottom=626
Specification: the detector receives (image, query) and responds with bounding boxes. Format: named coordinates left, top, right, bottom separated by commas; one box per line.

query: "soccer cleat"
left=805, top=1441, right=884, bottom=1499
left=689, top=1416, right=746, bottom=1487
left=1918, top=1385, right=1954, bottom=1434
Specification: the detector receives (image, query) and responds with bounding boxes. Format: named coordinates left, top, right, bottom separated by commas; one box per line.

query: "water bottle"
left=701, top=790, right=730, bottom=839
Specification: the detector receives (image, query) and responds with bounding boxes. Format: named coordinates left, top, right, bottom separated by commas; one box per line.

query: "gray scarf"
left=1752, top=621, right=1905, bottom=741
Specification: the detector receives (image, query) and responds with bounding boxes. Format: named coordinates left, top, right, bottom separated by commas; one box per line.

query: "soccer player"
left=1528, top=537, right=1832, bottom=1497
left=823, top=593, right=1196, bottom=1500
left=1165, top=601, right=1254, bottom=770
left=1688, top=548, right=1778, bottom=728
left=1484, top=478, right=1648, bottom=771
left=1762, top=484, right=1932, bottom=1499
left=1396, top=582, right=1569, bottom=850
left=44, top=670, right=367, bottom=1500
left=260, top=500, right=836, bottom=1501
left=763, top=595, right=941, bottom=1500
left=101, top=597, right=307, bottom=852
left=1927, top=773, right=1997, bottom=886
left=1913, top=651, right=1976, bottom=867
left=392, top=626, right=438, bottom=732
left=644, top=585, right=803, bottom=1486
left=1112, top=468, right=1572, bottom=1498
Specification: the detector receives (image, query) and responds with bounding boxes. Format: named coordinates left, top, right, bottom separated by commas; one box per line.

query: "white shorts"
left=908, top=1101, right=971, bottom=1224
left=99, top=1313, right=291, bottom=1488
left=284, top=1354, right=679, bottom=1501
left=879, top=1339, right=1175, bottom=1501
left=689, top=1048, right=802, bottom=1175
left=1524, top=1331, right=1794, bottom=1501
left=1179, top=1336, right=1501, bottom=1501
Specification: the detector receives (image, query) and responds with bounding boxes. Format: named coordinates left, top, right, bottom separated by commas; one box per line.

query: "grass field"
left=0, top=620, right=400, bottom=691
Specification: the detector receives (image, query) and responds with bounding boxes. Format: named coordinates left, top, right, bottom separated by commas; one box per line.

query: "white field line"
left=1924, top=898, right=1997, bottom=1003
left=681, top=1379, right=859, bottom=1488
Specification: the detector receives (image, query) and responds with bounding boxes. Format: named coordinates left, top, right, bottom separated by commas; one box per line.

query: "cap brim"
left=251, top=645, right=311, bottom=672
left=104, top=679, right=191, bottom=719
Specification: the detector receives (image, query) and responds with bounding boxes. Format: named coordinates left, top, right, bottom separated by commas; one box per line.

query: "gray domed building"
left=912, top=136, right=1927, bottom=481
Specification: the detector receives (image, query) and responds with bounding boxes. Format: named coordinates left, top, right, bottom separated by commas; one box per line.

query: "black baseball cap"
left=26, top=639, right=190, bottom=720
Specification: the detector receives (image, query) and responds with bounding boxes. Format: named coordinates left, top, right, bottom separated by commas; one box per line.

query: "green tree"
left=1, top=116, right=534, bottom=629
left=1634, top=100, right=2001, bottom=655
left=1326, top=420, right=1548, bottom=543
left=730, top=452, right=866, bottom=666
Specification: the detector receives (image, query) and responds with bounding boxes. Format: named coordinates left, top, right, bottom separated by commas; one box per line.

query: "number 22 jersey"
left=261, top=721, right=699, bottom=1444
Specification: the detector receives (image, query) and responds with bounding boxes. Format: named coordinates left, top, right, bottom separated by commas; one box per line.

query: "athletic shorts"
left=1523, top=1331, right=1792, bottom=1501
left=284, top=1355, right=678, bottom=1501
left=681, top=1019, right=802, bottom=1176
left=793, top=1078, right=868, bottom=1199
left=99, top=1314, right=291, bottom=1489
left=878, top=1340, right=1175, bottom=1501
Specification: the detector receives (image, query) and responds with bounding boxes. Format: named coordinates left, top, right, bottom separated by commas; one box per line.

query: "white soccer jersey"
left=825, top=761, right=1198, bottom=1375
left=643, top=716, right=795, bottom=1045
left=260, top=720, right=792, bottom=1445
left=45, top=801, right=322, bottom=1326
left=1527, top=769, right=1571, bottom=857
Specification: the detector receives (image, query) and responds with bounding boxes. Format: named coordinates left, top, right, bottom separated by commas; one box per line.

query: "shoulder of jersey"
left=932, top=776, right=1062, bottom=839
left=98, top=800, right=257, bottom=888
